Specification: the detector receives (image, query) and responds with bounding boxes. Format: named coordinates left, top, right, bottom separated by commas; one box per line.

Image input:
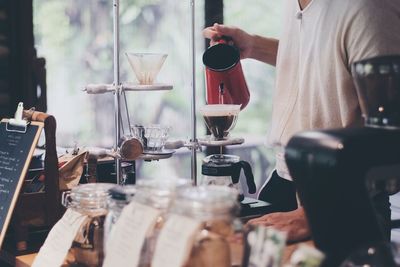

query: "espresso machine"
left=284, top=55, right=400, bottom=266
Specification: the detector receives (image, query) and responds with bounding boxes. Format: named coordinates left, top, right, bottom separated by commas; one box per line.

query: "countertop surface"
left=11, top=240, right=315, bottom=267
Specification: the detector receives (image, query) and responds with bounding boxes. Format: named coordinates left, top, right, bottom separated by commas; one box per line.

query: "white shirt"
left=268, top=0, right=400, bottom=179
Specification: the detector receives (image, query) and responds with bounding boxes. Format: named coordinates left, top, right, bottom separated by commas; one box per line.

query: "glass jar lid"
left=64, top=183, right=115, bottom=215
left=172, top=185, right=239, bottom=221
left=134, top=177, right=192, bottom=210
left=109, top=185, right=136, bottom=202
left=203, top=154, right=240, bottom=166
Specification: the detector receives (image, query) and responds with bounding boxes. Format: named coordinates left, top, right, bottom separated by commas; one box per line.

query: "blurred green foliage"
left=33, top=0, right=282, bottom=181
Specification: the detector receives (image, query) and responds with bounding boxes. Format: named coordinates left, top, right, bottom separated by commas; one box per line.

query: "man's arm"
left=248, top=35, right=279, bottom=66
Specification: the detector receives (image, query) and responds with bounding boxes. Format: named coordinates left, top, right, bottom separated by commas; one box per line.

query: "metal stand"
left=189, top=0, right=198, bottom=185
left=113, top=0, right=122, bottom=184
left=108, top=0, right=199, bottom=184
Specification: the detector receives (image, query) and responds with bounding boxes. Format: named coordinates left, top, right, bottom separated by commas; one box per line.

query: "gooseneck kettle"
left=203, top=38, right=250, bottom=109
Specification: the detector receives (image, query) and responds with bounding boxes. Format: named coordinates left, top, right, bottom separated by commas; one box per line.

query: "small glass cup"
left=131, top=124, right=171, bottom=152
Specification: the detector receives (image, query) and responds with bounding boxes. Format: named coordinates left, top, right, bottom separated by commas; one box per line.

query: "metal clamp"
left=61, top=191, right=72, bottom=208
left=6, top=102, right=29, bottom=133
left=164, top=139, right=202, bottom=152
left=187, top=139, right=202, bottom=152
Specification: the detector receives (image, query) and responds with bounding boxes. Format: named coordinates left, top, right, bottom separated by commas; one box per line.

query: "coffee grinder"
left=284, top=55, right=400, bottom=266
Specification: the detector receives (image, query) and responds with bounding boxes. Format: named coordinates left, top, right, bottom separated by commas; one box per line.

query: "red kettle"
left=202, top=39, right=250, bottom=110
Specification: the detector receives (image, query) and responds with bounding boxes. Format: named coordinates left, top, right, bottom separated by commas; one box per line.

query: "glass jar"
left=104, top=185, right=136, bottom=246
left=62, top=183, right=114, bottom=267
left=134, top=177, right=192, bottom=266
left=171, top=185, right=242, bottom=267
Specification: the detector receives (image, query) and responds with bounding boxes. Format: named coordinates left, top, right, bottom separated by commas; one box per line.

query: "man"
left=203, top=0, right=400, bottom=242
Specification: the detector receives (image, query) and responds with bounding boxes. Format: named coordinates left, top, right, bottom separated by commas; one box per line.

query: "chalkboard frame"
left=0, top=119, right=43, bottom=249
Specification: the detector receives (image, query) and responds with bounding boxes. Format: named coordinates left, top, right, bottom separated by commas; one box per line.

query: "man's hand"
left=202, top=23, right=279, bottom=65
left=247, top=207, right=311, bottom=243
left=202, top=23, right=254, bottom=59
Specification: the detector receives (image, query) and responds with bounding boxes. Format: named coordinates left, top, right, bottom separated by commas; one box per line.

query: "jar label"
left=102, top=201, right=161, bottom=267
left=247, top=226, right=287, bottom=267
left=152, top=214, right=201, bottom=267
left=32, top=209, right=88, bottom=267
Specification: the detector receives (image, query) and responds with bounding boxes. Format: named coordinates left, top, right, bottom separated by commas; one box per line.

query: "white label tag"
left=248, top=226, right=286, bottom=267
left=32, top=209, right=88, bottom=267
left=152, top=214, right=201, bottom=267
left=102, top=201, right=162, bottom=267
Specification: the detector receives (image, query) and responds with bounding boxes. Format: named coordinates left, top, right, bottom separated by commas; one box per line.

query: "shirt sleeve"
left=345, top=0, right=400, bottom=65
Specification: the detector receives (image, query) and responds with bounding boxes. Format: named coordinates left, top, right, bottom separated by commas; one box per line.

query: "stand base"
left=239, top=197, right=277, bottom=221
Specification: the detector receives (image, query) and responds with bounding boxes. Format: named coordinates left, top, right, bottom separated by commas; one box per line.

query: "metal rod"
left=113, top=0, right=122, bottom=184
left=123, top=91, right=133, bottom=136
left=119, top=106, right=125, bottom=136
left=189, top=0, right=198, bottom=185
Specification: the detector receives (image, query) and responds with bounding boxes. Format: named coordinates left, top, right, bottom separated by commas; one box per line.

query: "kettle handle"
left=232, top=161, right=257, bottom=194
left=239, top=160, right=257, bottom=194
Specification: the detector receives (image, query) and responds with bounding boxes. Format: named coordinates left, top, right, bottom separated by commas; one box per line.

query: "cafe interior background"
left=30, top=0, right=281, bottom=193
left=3, top=0, right=400, bottom=261
left=31, top=0, right=400, bottom=243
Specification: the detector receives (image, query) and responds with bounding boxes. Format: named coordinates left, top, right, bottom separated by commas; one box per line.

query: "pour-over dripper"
left=125, top=52, right=167, bottom=85
left=200, top=104, right=241, bottom=140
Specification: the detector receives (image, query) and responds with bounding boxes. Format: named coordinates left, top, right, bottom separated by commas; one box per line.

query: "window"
left=33, top=0, right=283, bottom=191
left=222, top=1, right=283, bottom=192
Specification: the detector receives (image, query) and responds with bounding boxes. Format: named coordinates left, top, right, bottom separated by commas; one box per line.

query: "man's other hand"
left=247, top=207, right=311, bottom=243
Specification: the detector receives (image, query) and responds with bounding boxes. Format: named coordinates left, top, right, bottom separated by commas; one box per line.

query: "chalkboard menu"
left=0, top=119, right=43, bottom=248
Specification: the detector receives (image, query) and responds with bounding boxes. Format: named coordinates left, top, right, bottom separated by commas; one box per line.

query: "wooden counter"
left=9, top=240, right=315, bottom=267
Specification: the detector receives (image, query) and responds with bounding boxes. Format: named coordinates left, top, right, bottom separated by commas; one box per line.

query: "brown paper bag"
left=58, top=150, right=88, bottom=190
